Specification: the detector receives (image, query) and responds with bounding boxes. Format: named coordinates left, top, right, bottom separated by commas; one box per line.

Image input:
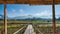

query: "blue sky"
left=0, top=4, right=60, bottom=19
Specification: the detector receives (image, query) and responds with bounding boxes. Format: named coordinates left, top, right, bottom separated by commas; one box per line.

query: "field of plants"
left=0, top=24, right=27, bottom=34
left=0, top=20, right=60, bottom=34
left=34, top=25, right=60, bottom=34
left=7, top=24, right=26, bottom=34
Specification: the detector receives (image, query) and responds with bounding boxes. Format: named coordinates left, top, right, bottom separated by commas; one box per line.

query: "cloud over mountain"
left=0, top=14, right=4, bottom=19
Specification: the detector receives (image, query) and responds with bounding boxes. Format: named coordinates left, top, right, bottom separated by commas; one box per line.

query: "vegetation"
left=7, top=25, right=24, bottom=34
left=0, top=19, right=60, bottom=34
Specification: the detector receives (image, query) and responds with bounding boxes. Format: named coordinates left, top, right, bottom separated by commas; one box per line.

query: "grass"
left=0, top=24, right=24, bottom=34
left=7, top=25, right=24, bottom=34
left=0, top=20, right=60, bottom=34
left=7, top=24, right=27, bottom=34
left=37, top=26, right=60, bottom=34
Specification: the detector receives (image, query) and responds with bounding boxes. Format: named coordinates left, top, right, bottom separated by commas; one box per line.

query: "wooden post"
left=4, top=3, right=7, bottom=34
left=52, top=0, right=56, bottom=34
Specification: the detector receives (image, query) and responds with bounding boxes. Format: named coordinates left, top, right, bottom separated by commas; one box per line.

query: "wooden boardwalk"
left=24, top=25, right=36, bottom=34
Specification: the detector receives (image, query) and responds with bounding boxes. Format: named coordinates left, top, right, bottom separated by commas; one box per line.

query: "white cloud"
left=33, top=10, right=52, bottom=18
left=40, top=10, right=52, bottom=16
left=19, top=9, right=24, bottom=12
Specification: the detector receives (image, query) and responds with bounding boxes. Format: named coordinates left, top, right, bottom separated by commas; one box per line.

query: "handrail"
left=35, top=28, right=43, bottom=34
left=13, top=26, right=27, bottom=34
left=33, top=25, right=43, bottom=34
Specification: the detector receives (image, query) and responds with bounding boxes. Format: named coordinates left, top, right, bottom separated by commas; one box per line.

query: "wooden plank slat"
left=0, top=0, right=60, bottom=5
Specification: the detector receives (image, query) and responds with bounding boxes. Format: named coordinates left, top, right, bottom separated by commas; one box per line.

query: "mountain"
left=0, top=14, right=4, bottom=19
left=0, top=14, right=52, bottom=20
left=8, top=15, right=33, bottom=20
left=56, top=17, right=60, bottom=20
left=7, top=15, right=51, bottom=20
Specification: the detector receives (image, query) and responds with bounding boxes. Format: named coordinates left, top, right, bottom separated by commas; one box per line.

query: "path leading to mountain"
left=24, top=25, right=36, bottom=34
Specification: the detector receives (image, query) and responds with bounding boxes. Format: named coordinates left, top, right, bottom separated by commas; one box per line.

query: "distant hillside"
left=56, top=17, right=60, bottom=20
left=0, top=14, right=4, bottom=19
left=7, top=15, right=52, bottom=20
left=0, top=14, right=56, bottom=20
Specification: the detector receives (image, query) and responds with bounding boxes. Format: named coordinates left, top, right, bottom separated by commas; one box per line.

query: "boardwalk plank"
left=24, top=25, right=36, bottom=34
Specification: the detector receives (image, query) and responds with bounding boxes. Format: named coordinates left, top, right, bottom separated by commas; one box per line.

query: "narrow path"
left=24, top=25, right=36, bottom=34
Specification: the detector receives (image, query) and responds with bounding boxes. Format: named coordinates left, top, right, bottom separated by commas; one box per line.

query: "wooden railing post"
left=52, top=0, right=56, bottom=34
left=4, top=2, right=7, bottom=34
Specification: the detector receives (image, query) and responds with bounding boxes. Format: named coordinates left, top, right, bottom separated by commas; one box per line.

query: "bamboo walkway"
left=24, top=25, right=36, bottom=34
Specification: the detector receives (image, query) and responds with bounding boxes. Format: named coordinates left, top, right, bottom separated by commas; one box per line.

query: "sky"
left=0, top=4, right=60, bottom=19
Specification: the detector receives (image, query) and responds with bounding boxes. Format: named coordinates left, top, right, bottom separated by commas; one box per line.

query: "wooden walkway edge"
left=13, top=26, right=26, bottom=34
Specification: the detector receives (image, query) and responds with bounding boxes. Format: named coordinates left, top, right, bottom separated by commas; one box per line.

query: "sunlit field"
left=34, top=25, right=60, bottom=34
left=0, top=19, right=60, bottom=34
